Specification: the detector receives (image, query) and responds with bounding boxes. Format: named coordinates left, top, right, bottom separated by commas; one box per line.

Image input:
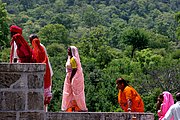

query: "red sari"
left=10, top=33, right=32, bottom=63
left=32, top=38, right=52, bottom=105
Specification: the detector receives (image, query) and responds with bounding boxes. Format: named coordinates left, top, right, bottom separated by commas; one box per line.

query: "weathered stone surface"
left=0, top=63, right=45, bottom=72
left=0, top=73, right=21, bottom=88
left=12, top=79, right=26, bottom=89
left=0, top=112, right=16, bottom=120
left=0, top=91, right=25, bottom=111
left=27, top=74, right=43, bottom=89
left=46, top=112, right=154, bottom=120
left=0, top=92, right=3, bottom=110
left=28, top=92, right=43, bottom=110
left=0, top=112, right=154, bottom=120
left=19, top=112, right=45, bottom=120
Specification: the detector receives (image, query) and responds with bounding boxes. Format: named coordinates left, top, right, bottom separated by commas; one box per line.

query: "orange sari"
left=118, top=86, right=144, bottom=112
left=32, top=38, right=52, bottom=105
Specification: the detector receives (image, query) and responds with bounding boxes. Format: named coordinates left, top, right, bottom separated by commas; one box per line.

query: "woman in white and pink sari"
left=61, top=46, right=88, bottom=112
left=157, top=91, right=174, bottom=120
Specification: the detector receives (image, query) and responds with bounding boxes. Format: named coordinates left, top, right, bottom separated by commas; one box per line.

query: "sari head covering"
left=32, top=38, right=46, bottom=63
left=32, top=38, right=52, bottom=105
left=10, top=25, right=22, bottom=34
left=70, top=46, right=82, bottom=71
left=61, top=46, right=88, bottom=111
left=10, top=25, right=23, bottom=63
left=158, top=91, right=174, bottom=120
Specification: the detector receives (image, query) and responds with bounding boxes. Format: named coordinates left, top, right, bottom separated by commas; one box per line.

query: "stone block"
left=0, top=92, right=3, bottom=110
left=0, top=112, right=154, bottom=120
left=46, top=112, right=154, bottom=120
left=0, top=112, right=16, bottom=120
left=28, top=92, right=43, bottom=110
left=0, top=73, right=21, bottom=89
left=19, top=112, right=45, bottom=120
left=0, top=91, right=25, bottom=111
left=0, top=63, right=45, bottom=72
left=27, top=74, right=43, bottom=89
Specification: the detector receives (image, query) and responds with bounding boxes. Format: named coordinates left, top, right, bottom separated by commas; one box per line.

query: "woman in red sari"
left=10, top=25, right=32, bottom=63
left=31, top=38, right=52, bottom=112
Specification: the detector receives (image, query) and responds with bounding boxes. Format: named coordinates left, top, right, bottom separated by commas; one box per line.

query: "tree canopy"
left=0, top=1, right=180, bottom=119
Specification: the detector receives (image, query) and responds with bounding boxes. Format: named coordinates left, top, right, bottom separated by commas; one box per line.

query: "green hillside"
left=0, top=0, right=180, bottom=119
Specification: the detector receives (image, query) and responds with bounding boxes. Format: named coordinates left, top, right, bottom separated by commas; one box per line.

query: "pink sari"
left=158, top=91, right=174, bottom=120
left=61, top=46, right=87, bottom=111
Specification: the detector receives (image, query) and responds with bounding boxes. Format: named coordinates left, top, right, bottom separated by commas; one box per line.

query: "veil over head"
left=158, top=91, right=174, bottom=120
left=162, top=91, right=174, bottom=114
left=62, top=46, right=87, bottom=111
left=70, top=46, right=82, bottom=70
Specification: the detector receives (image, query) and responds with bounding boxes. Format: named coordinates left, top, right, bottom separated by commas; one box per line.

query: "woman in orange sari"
left=116, top=77, right=144, bottom=112
left=31, top=38, right=52, bottom=112
left=61, top=46, right=88, bottom=112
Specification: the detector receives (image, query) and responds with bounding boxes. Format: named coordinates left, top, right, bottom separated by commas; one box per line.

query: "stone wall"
left=0, top=63, right=45, bottom=112
left=0, top=63, right=154, bottom=120
left=0, top=112, right=154, bottom=120
left=46, top=112, right=154, bottom=120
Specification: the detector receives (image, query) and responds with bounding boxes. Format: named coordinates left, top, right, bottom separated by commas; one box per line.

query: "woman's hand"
left=70, top=68, right=77, bottom=83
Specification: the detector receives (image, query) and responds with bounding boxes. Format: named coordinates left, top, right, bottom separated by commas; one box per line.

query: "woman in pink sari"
left=157, top=91, right=174, bottom=120
left=61, top=46, right=88, bottom=112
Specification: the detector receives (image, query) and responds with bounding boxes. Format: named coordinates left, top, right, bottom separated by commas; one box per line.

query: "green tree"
left=122, top=27, right=149, bottom=58
left=154, top=12, right=176, bottom=40
left=148, top=32, right=169, bottom=49
left=108, top=18, right=127, bottom=49
left=128, top=14, right=146, bottom=28
left=134, top=49, right=180, bottom=94
left=78, top=25, right=113, bottom=68
left=0, top=1, right=9, bottom=50
left=51, top=13, right=76, bottom=29
left=81, top=5, right=103, bottom=28
left=46, top=43, right=67, bottom=112
left=0, top=48, right=10, bottom=62
left=38, top=24, right=69, bottom=46
left=175, top=11, right=180, bottom=40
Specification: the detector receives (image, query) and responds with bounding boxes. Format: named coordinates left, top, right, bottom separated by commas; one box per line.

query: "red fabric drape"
left=32, top=38, right=51, bottom=89
left=10, top=33, right=32, bottom=63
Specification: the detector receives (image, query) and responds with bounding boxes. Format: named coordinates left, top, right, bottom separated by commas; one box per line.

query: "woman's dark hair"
left=116, top=77, right=129, bottom=86
left=156, top=93, right=164, bottom=110
left=11, top=32, right=17, bottom=37
left=29, top=34, right=38, bottom=40
left=176, top=92, right=180, bottom=101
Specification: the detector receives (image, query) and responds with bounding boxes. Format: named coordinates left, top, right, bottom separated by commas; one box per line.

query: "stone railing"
left=0, top=63, right=154, bottom=120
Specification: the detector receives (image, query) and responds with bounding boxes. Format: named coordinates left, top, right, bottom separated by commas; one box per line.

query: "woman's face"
left=116, top=82, right=125, bottom=90
left=11, top=32, right=16, bottom=37
left=158, top=94, right=164, bottom=103
left=68, top=47, right=72, bottom=56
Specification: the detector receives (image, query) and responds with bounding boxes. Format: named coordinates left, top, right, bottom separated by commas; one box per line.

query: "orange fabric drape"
left=66, top=100, right=81, bottom=112
left=32, top=38, right=51, bottom=89
left=118, top=86, right=144, bottom=112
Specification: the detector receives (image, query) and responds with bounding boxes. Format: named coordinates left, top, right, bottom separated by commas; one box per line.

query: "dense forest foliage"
left=0, top=0, right=180, bottom=118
